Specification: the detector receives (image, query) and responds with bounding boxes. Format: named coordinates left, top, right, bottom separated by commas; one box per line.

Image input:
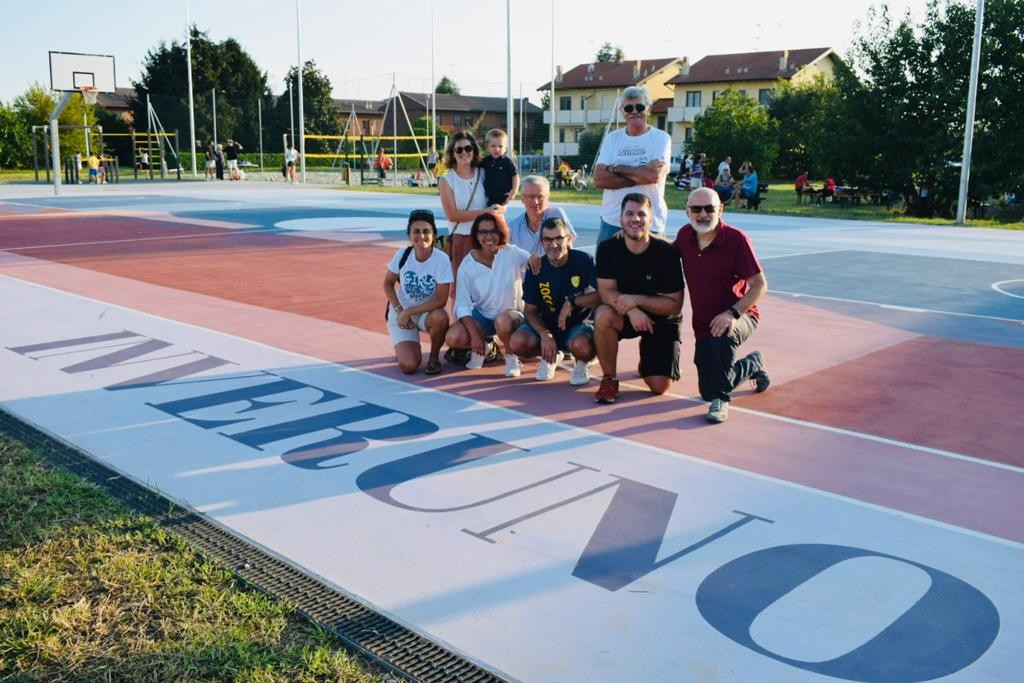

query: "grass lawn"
left=0, top=432, right=384, bottom=682
left=335, top=179, right=1024, bottom=230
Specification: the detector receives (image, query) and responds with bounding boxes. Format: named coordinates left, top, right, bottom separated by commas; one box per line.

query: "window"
left=657, top=115, right=666, bottom=131
left=684, top=126, right=693, bottom=141
left=738, top=89, right=748, bottom=98
left=559, top=96, right=571, bottom=111
left=667, top=121, right=674, bottom=135
left=685, top=91, right=701, bottom=107
left=558, top=128, right=565, bottom=143
left=759, top=88, right=774, bottom=106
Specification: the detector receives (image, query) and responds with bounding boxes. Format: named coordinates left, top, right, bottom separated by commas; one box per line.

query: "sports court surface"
left=1, top=181, right=1022, bottom=682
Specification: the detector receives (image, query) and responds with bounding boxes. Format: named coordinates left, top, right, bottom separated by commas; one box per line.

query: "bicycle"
left=569, top=164, right=590, bottom=192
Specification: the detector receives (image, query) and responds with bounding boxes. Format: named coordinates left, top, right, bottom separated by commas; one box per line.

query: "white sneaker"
left=504, top=354, right=522, bottom=377
left=535, top=352, right=564, bottom=381
left=569, top=359, right=591, bottom=386
left=466, top=352, right=485, bottom=370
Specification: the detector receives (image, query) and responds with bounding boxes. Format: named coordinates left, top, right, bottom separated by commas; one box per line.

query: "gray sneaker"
left=748, top=351, right=770, bottom=393
left=706, top=399, right=729, bottom=423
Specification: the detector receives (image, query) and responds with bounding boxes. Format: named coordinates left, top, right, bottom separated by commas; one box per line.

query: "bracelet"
left=728, top=305, right=741, bottom=319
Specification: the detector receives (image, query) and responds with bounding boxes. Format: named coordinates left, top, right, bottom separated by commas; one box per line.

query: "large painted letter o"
left=695, top=544, right=999, bottom=682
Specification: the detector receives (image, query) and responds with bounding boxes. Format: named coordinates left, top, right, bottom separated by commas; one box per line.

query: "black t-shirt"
left=596, top=236, right=684, bottom=324
left=224, top=144, right=240, bottom=161
left=523, top=249, right=596, bottom=331
left=480, top=155, right=519, bottom=205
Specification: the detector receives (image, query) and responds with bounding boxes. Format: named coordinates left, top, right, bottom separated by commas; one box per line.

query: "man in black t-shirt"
left=509, top=218, right=600, bottom=385
left=593, top=193, right=685, bottom=404
left=224, top=139, right=244, bottom=180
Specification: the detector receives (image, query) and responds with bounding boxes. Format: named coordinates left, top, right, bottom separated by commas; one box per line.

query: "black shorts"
left=619, top=317, right=681, bottom=379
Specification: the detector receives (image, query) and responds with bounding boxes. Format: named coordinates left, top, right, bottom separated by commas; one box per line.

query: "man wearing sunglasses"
left=674, top=187, right=770, bottom=423
left=593, top=86, right=672, bottom=244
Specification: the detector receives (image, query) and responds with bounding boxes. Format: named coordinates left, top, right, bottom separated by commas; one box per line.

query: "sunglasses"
left=687, top=204, right=717, bottom=214
left=622, top=104, right=647, bottom=114
left=454, top=145, right=474, bottom=154
left=476, top=228, right=500, bottom=236
left=541, top=235, right=567, bottom=244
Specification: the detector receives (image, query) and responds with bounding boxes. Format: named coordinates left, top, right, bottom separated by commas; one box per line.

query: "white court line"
left=3, top=228, right=275, bottom=252
left=759, top=249, right=844, bottom=260
left=992, top=279, right=1024, bottom=300
left=773, top=289, right=1024, bottom=324
left=3, top=271, right=1023, bottom=549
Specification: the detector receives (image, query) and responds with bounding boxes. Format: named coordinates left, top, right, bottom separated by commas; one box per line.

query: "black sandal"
left=425, top=358, right=442, bottom=375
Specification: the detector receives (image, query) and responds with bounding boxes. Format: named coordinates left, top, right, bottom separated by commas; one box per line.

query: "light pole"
left=295, top=0, right=306, bottom=182
left=955, top=0, right=986, bottom=225
left=185, top=0, right=197, bottom=177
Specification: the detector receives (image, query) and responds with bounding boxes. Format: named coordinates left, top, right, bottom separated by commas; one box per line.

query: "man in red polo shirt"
left=673, top=187, right=770, bottom=423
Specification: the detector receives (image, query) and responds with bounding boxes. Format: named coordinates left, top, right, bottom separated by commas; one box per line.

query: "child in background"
left=480, top=128, right=519, bottom=210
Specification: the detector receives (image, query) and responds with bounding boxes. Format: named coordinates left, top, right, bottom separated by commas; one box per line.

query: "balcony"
left=543, top=110, right=588, bottom=125
left=542, top=142, right=580, bottom=157
left=667, top=106, right=707, bottom=123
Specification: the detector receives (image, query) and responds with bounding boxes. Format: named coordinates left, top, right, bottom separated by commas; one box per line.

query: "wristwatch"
left=728, top=305, right=741, bottom=319
left=608, top=164, right=617, bottom=176
left=567, top=294, right=577, bottom=308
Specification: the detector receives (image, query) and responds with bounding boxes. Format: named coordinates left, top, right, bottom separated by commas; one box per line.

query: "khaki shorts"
left=387, top=307, right=433, bottom=345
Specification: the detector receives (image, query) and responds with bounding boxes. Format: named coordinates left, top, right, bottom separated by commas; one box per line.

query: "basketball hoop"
left=79, top=86, right=99, bottom=106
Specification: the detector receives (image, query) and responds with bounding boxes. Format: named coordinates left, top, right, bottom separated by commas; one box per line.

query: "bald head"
left=685, top=187, right=723, bottom=235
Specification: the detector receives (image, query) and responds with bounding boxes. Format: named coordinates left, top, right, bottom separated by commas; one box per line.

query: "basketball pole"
left=185, top=0, right=198, bottom=178
left=48, top=91, right=75, bottom=196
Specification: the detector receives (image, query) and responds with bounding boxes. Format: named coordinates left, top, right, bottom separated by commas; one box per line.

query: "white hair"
left=522, top=174, right=550, bottom=193
left=621, top=86, right=651, bottom=107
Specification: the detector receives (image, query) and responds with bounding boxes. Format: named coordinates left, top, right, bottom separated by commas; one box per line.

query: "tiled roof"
left=333, top=98, right=383, bottom=115
left=538, top=58, right=682, bottom=91
left=667, top=48, right=835, bottom=85
left=95, top=87, right=134, bottom=109
left=650, top=97, right=672, bottom=114
left=399, top=92, right=542, bottom=114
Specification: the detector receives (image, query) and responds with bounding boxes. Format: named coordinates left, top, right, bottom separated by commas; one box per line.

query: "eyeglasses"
left=522, top=193, right=545, bottom=201
left=622, top=103, right=647, bottom=114
left=454, top=145, right=474, bottom=154
left=687, top=204, right=717, bottom=214
left=476, top=228, right=500, bottom=236
left=541, top=235, right=567, bottom=244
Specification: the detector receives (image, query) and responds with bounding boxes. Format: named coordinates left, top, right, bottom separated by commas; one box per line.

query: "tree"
left=595, top=43, right=624, bottom=64
left=768, top=75, right=844, bottom=179
left=692, top=90, right=778, bottom=176
left=270, top=61, right=340, bottom=155
left=0, top=102, right=31, bottom=168
left=435, top=76, right=460, bottom=95
left=840, top=0, right=1024, bottom=215
left=132, top=26, right=269, bottom=154
left=12, top=84, right=96, bottom=160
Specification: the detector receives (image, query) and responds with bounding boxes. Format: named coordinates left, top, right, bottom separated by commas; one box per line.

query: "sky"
left=0, top=0, right=930, bottom=105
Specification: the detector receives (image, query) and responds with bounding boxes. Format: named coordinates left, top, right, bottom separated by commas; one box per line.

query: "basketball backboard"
left=49, top=51, right=116, bottom=93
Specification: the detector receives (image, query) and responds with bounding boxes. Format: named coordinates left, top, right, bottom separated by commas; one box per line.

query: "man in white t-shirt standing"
left=593, top=85, right=672, bottom=244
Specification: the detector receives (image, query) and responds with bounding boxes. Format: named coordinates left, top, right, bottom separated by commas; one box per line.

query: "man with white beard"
left=673, top=187, right=771, bottom=423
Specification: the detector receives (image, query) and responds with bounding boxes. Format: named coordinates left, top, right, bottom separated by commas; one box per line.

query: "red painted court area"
left=1, top=203, right=1022, bottom=545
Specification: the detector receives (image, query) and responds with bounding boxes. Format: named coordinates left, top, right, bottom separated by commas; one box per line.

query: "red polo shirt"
left=673, top=221, right=762, bottom=338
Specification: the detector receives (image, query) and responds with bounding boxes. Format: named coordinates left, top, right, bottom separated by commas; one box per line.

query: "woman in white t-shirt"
left=383, top=209, right=453, bottom=375
left=445, top=212, right=531, bottom=377
left=285, top=143, right=300, bottom=184
left=438, top=131, right=496, bottom=292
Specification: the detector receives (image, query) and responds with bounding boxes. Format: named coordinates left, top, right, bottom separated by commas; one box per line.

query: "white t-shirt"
left=285, top=148, right=299, bottom=163
left=454, top=245, right=531, bottom=320
left=596, top=126, right=672, bottom=234
left=718, top=160, right=731, bottom=176
left=440, top=168, right=487, bottom=236
left=387, top=247, right=453, bottom=309
left=507, top=206, right=576, bottom=256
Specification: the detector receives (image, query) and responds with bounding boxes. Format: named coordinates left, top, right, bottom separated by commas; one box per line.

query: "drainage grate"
left=0, top=409, right=506, bottom=683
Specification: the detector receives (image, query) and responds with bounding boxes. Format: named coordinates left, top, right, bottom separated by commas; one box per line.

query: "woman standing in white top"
left=445, top=212, right=530, bottom=377
left=284, top=142, right=300, bottom=184
left=438, top=131, right=497, bottom=288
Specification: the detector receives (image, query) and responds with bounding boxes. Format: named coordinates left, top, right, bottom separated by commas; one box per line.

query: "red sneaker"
left=594, top=376, right=620, bottom=404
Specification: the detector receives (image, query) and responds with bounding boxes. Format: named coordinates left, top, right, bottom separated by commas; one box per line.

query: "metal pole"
left=33, top=127, right=40, bottom=182
left=295, top=0, right=306, bottom=181
left=430, top=0, right=436, bottom=150
left=288, top=78, right=295, bottom=145
left=147, top=95, right=155, bottom=180
left=548, top=0, right=555, bottom=175
left=83, top=113, right=90, bottom=156
left=518, top=82, right=524, bottom=159
left=212, top=88, right=217, bottom=144
left=956, top=0, right=986, bottom=225
left=185, top=1, right=198, bottom=177
left=258, top=98, right=264, bottom=174
left=49, top=92, right=74, bottom=195
left=506, top=0, right=513, bottom=152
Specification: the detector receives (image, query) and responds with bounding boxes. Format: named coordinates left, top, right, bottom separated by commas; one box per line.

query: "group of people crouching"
left=383, top=133, right=771, bottom=424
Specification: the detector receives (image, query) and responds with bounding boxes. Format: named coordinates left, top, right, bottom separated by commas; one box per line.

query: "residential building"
left=95, top=87, right=135, bottom=123
left=537, top=57, right=687, bottom=157
left=333, top=99, right=384, bottom=137
left=666, top=47, right=840, bottom=149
